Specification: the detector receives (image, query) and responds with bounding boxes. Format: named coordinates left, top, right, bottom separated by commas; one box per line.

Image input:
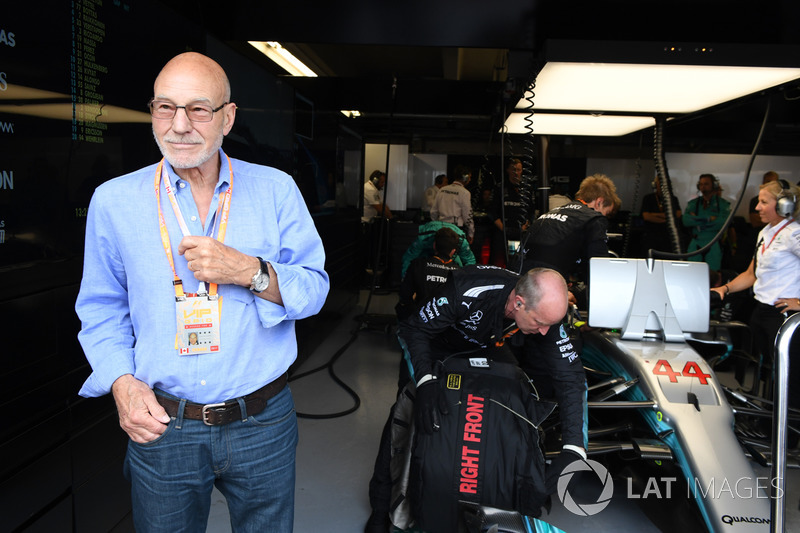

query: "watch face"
left=253, top=272, right=269, bottom=292
left=251, top=257, right=270, bottom=292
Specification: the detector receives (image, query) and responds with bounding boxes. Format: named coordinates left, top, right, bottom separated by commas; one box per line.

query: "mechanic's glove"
left=414, top=375, right=449, bottom=435
left=545, top=447, right=586, bottom=495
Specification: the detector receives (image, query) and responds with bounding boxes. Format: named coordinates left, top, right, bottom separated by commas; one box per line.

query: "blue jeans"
left=124, top=386, right=298, bottom=533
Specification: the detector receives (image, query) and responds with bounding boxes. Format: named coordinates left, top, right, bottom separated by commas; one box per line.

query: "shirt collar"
left=764, top=217, right=794, bottom=236
left=163, top=149, right=231, bottom=190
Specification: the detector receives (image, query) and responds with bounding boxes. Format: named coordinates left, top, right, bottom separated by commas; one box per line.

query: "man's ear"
left=222, top=103, right=237, bottom=135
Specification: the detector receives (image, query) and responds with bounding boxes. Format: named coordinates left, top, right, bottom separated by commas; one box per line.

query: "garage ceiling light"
left=249, top=41, right=318, bottom=77
left=504, top=41, right=800, bottom=136
left=519, top=62, right=800, bottom=114
left=504, top=112, right=655, bottom=137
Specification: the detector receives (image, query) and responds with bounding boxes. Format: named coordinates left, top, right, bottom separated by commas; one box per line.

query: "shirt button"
left=179, top=182, right=186, bottom=188
left=200, top=380, right=206, bottom=386
left=191, top=216, right=197, bottom=222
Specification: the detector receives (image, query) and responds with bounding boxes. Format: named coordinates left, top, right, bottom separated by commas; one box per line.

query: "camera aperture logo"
left=557, top=458, right=614, bottom=516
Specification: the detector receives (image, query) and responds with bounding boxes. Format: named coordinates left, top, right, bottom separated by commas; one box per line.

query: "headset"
left=696, top=173, right=720, bottom=191
left=369, top=170, right=384, bottom=186
left=777, top=179, right=796, bottom=217
left=453, top=164, right=472, bottom=185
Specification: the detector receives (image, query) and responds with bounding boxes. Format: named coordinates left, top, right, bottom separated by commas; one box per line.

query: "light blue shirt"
left=76, top=150, right=330, bottom=403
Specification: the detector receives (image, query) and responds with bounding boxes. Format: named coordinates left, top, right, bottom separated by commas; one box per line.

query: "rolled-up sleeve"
left=252, top=173, right=329, bottom=327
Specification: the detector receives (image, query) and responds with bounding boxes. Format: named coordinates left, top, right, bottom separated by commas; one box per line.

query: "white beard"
left=153, top=129, right=224, bottom=169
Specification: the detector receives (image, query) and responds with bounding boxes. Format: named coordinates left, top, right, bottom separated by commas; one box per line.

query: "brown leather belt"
left=156, top=373, right=288, bottom=426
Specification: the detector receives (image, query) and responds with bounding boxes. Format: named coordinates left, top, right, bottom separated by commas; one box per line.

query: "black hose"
left=290, top=327, right=362, bottom=419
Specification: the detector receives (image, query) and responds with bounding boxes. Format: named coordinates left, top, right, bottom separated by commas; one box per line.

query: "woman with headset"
left=711, top=179, right=800, bottom=410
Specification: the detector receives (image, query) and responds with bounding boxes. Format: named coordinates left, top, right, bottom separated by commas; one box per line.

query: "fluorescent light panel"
left=0, top=103, right=151, bottom=122
left=504, top=113, right=655, bottom=136
left=0, top=84, right=151, bottom=122
left=518, top=62, right=800, bottom=114
left=249, top=41, right=317, bottom=77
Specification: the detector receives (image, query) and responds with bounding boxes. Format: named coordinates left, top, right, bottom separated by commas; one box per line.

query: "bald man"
left=366, top=265, right=586, bottom=525
left=75, top=52, right=329, bottom=531
left=400, top=265, right=585, bottom=446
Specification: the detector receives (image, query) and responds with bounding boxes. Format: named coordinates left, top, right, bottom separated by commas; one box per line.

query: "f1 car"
left=564, top=256, right=795, bottom=533
left=394, top=257, right=794, bottom=533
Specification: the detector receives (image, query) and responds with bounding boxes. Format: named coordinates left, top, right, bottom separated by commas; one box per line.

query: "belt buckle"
left=201, top=402, right=227, bottom=426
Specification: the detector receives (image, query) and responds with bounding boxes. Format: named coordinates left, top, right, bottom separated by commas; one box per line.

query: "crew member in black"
left=488, top=157, right=535, bottom=267
left=395, top=226, right=462, bottom=389
left=365, top=265, right=586, bottom=532
left=518, top=173, right=620, bottom=304
left=402, top=265, right=586, bottom=454
left=640, top=175, right=683, bottom=255
left=395, top=227, right=461, bottom=321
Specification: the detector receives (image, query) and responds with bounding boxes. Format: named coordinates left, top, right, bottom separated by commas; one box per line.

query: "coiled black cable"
left=519, top=75, right=537, bottom=226
left=653, top=117, right=683, bottom=256
left=500, top=75, right=537, bottom=268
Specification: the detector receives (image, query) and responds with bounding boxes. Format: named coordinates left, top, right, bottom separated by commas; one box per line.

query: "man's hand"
left=415, top=377, right=449, bottom=434
left=111, top=374, right=171, bottom=443
left=178, top=235, right=258, bottom=287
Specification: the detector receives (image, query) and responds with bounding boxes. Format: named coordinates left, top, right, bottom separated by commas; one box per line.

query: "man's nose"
left=171, top=108, right=194, bottom=131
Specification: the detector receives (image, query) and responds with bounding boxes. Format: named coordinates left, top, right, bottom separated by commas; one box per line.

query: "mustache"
left=163, top=136, right=202, bottom=144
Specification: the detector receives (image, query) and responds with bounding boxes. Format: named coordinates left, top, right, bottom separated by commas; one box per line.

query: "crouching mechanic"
left=400, top=265, right=588, bottom=496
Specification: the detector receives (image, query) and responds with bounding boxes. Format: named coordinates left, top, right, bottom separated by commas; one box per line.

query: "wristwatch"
left=249, top=256, right=270, bottom=293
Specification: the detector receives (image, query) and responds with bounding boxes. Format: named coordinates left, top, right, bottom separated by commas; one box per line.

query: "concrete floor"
left=206, top=289, right=800, bottom=533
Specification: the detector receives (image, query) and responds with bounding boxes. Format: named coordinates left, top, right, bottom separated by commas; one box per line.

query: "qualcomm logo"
left=557, top=458, right=614, bottom=516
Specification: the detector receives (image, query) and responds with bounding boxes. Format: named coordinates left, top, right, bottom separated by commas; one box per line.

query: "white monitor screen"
left=588, top=258, right=710, bottom=342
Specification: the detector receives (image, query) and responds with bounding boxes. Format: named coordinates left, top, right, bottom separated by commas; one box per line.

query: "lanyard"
left=155, top=156, right=234, bottom=299
left=495, top=323, right=519, bottom=347
left=761, top=218, right=793, bottom=256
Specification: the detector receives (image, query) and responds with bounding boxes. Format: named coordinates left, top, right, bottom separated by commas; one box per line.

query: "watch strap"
left=250, top=256, right=270, bottom=292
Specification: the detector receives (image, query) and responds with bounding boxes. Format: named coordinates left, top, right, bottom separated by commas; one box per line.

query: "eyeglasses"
left=148, top=99, right=229, bottom=122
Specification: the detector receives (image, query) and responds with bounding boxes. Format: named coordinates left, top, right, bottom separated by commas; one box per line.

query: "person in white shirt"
left=363, top=170, right=393, bottom=222
left=712, top=179, right=800, bottom=409
left=422, top=174, right=447, bottom=218
left=430, top=165, right=474, bottom=243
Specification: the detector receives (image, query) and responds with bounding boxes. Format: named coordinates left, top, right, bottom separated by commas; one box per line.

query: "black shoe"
left=364, top=510, right=391, bottom=533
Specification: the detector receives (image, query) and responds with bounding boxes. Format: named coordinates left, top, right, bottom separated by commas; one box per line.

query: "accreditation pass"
left=175, top=294, right=221, bottom=355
